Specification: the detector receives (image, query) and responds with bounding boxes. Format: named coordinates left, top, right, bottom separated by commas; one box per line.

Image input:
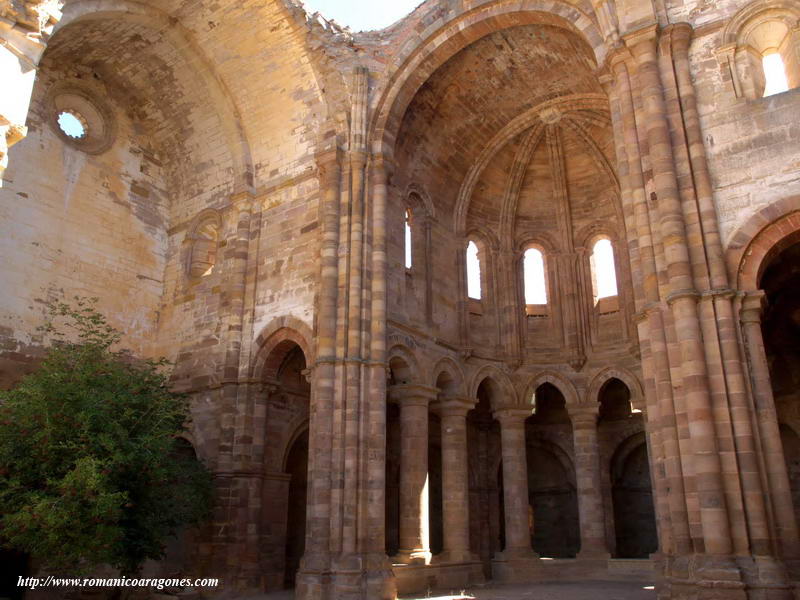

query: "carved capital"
left=623, top=23, right=660, bottom=56
left=740, top=290, right=767, bottom=324
left=433, top=395, right=473, bottom=417
left=494, top=407, right=532, bottom=427
left=666, top=22, right=694, bottom=57
left=369, top=153, right=395, bottom=182
left=568, top=403, right=600, bottom=425
left=388, top=383, right=438, bottom=406
left=315, top=146, right=343, bottom=183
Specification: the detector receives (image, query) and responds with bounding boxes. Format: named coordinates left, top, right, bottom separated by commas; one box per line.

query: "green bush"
left=0, top=298, right=212, bottom=575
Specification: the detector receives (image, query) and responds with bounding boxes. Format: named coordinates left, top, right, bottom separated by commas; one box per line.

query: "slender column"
left=438, top=396, right=474, bottom=563
left=495, top=408, right=536, bottom=558
left=569, top=404, right=609, bottom=558
left=741, top=292, right=800, bottom=558
left=609, top=51, right=692, bottom=556
left=627, top=26, right=734, bottom=558
left=669, top=23, right=781, bottom=563
left=295, top=146, right=341, bottom=599
left=389, top=384, right=437, bottom=564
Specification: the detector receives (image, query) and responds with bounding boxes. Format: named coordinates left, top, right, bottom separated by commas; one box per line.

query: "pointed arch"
left=251, top=317, right=314, bottom=380
left=524, top=370, right=580, bottom=407
left=387, top=344, right=421, bottom=385
left=587, top=367, right=644, bottom=412
left=469, top=365, right=518, bottom=408
left=429, top=355, right=467, bottom=397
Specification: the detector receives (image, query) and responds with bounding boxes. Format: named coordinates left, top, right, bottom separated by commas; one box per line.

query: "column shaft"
left=611, top=53, right=692, bottom=555
left=440, top=400, right=472, bottom=563
left=497, top=410, right=535, bottom=556
left=391, top=386, right=434, bottom=563
left=628, top=28, right=733, bottom=556
left=741, top=293, right=800, bottom=558
left=296, top=148, right=341, bottom=599
left=571, top=407, right=609, bottom=558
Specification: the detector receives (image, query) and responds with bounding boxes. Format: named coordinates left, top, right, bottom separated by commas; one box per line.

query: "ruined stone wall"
left=0, top=0, right=327, bottom=394
left=0, top=47, right=170, bottom=386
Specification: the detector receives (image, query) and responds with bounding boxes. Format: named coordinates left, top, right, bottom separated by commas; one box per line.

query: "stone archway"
left=759, top=236, right=800, bottom=529
left=526, top=382, right=579, bottom=558
left=609, top=433, right=658, bottom=559
left=284, top=428, right=309, bottom=588
left=259, top=339, right=311, bottom=591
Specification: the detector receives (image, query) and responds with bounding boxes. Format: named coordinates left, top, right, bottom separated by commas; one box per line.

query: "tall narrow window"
left=404, top=209, right=413, bottom=269
left=523, top=248, right=547, bottom=305
left=591, top=238, right=618, bottom=300
left=466, top=241, right=481, bottom=299
left=763, top=51, right=790, bottom=96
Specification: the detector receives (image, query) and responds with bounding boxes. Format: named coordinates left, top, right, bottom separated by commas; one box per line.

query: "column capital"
left=623, top=23, right=660, bottom=55
left=434, top=395, right=474, bottom=417
left=665, top=22, right=693, bottom=57
left=315, top=146, right=343, bottom=180
left=388, top=383, right=438, bottom=406
left=568, top=403, right=600, bottom=425
left=368, top=153, right=395, bottom=175
left=349, top=149, right=368, bottom=170
left=494, top=406, right=533, bottom=427
left=741, top=290, right=767, bottom=324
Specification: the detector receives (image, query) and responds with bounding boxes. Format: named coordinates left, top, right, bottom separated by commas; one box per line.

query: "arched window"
left=763, top=50, right=790, bottom=96
left=404, top=209, right=413, bottom=269
left=591, top=238, right=618, bottom=301
left=466, top=240, right=481, bottom=300
left=523, top=248, right=547, bottom=305
left=721, top=1, right=800, bottom=99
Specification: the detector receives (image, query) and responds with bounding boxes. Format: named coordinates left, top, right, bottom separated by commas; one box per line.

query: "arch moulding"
left=251, top=316, right=314, bottom=381
left=524, top=370, right=581, bottom=408
left=369, top=1, right=607, bottom=157
left=468, top=364, right=519, bottom=409
left=725, top=196, right=800, bottom=290
left=428, top=355, right=468, bottom=397
left=586, top=366, right=645, bottom=411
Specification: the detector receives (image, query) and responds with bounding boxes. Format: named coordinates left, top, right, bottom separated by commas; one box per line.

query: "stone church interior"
left=1, top=0, right=800, bottom=598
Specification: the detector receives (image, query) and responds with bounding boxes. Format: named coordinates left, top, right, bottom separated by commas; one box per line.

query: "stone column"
left=495, top=408, right=536, bottom=558
left=741, top=291, right=800, bottom=559
left=438, top=396, right=474, bottom=564
left=627, top=25, right=736, bottom=560
left=296, top=144, right=341, bottom=600
left=609, top=50, right=693, bottom=557
left=389, top=384, right=437, bottom=565
left=569, top=404, right=609, bottom=559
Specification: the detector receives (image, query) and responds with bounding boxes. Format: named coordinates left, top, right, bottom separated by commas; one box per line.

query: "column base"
left=426, top=551, right=485, bottom=590
left=295, top=551, right=331, bottom=600
left=737, top=555, right=794, bottom=600
left=663, top=554, right=753, bottom=600
left=327, top=552, right=396, bottom=600
left=491, top=549, right=541, bottom=583
left=392, top=548, right=433, bottom=566
left=577, top=549, right=611, bottom=560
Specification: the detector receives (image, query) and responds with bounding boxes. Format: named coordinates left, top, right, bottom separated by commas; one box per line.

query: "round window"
left=48, top=86, right=115, bottom=154
left=57, top=110, right=87, bottom=139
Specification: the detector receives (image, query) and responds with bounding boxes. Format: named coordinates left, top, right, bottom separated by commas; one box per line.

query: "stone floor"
left=259, top=581, right=657, bottom=600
